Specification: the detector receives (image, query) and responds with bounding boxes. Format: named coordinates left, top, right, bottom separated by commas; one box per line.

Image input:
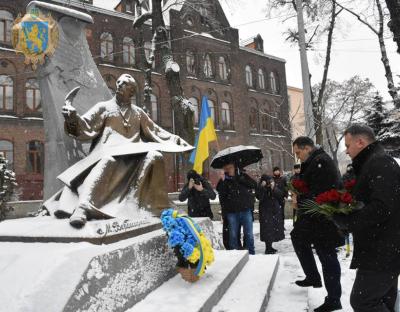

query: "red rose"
left=344, top=179, right=356, bottom=191
left=292, top=179, right=309, bottom=194
left=327, top=189, right=341, bottom=202
left=316, top=191, right=330, bottom=204
left=315, top=189, right=341, bottom=204
left=340, top=192, right=353, bottom=204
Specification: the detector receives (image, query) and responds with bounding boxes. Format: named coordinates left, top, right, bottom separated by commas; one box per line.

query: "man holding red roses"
left=291, top=136, right=344, bottom=312
left=332, top=124, right=400, bottom=312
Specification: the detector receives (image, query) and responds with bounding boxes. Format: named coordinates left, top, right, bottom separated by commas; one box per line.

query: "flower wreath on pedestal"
left=161, top=208, right=214, bottom=283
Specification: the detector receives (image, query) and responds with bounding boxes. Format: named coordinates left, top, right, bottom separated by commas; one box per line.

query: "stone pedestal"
left=0, top=217, right=223, bottom=312
left=0, top=216, right=161, bottom=244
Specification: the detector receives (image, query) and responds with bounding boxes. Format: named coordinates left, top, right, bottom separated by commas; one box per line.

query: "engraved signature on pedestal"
left=96, top=219, right=150, bottom=236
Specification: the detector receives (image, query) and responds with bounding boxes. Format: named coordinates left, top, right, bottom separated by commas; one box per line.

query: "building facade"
left=288, top=86, right=305, bottom=140
left=0, top=0, right=293, bottom=199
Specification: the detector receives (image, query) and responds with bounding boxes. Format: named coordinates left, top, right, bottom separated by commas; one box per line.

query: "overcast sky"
left=219, top=0, right=400, bottom=102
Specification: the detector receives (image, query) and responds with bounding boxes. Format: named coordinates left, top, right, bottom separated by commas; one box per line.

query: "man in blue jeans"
left=216, top=163, right=257, bottom=255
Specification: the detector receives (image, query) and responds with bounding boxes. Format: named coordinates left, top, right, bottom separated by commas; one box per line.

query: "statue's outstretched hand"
left=63, top=86, right=80, bottom=121
left=173, top=135, right=189, bottom=147
left=62, top=104, right=77, bottom=120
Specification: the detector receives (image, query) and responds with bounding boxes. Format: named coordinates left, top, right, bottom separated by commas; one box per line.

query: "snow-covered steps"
left=212, top=254, right=279, bottom=312
left=265, top=255, right=309, bottom=312
left=129, top=250, right=249, bottom=312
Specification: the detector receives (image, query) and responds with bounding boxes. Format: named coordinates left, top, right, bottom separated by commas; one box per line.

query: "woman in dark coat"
left=256, top=174, right=285, bottom=254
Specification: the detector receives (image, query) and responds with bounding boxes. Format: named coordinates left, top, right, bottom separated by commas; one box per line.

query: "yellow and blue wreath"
left=161, top=208, right=214, bottom=277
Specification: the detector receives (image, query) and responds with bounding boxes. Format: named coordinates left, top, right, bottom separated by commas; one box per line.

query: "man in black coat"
left=333, top=124, right=400, bottom=312
left=217, top=162, right=257, bottom=255
left=291, top=136, right=344, bottom=312
left=179, top=170, right=216, bottom=219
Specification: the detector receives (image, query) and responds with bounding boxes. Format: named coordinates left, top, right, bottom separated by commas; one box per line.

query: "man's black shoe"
left=314, top=299, right=342, bottom=312
left=265, top=248, right=277, bottom=254
left=295, top=278, right=322, bottom=288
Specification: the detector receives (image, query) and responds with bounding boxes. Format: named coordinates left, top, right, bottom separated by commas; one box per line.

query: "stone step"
left=212, top=254, right=279, bottom=312
left=128, top=250, right=249, bottom=312
left=265, top=255, right=309, bottom=312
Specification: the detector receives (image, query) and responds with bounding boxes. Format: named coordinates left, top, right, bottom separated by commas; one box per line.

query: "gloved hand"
left=331, top=213, right=349, bottom=231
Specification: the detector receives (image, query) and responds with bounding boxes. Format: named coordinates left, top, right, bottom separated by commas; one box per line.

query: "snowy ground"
left=212, top=219, right=357, bottom=311
left=257, top=220, right=355, bottom=312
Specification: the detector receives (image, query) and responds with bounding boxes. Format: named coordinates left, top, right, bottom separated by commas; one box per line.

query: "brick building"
left=0, top=0, right=293, bottom=199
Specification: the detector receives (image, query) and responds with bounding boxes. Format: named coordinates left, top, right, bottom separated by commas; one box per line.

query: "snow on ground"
left=215, top=220, right=356, bottom=311
left=261, top=221, right=355, bottom=311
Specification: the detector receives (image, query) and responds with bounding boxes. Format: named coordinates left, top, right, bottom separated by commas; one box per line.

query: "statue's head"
left=116, top=74, right=137, bottom=99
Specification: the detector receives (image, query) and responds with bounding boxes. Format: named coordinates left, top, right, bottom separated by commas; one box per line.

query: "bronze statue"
left=43, top=74, right=192, bottom=228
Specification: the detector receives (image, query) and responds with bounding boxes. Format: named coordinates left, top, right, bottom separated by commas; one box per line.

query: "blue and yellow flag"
left=189, top=96, right=217, bottom=174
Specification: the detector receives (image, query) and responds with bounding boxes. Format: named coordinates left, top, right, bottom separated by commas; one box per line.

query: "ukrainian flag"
left=189, top=96, right=217, bottom=174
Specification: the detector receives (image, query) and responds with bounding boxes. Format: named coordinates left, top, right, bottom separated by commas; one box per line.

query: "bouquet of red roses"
left=303, top=179, right=358, bottom=217
left=287, top=178, right=309, bottom=195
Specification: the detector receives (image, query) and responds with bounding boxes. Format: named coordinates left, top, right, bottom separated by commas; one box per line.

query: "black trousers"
left=291, top=232, right=342, bottom=302
left=350, top=269, right=399, bottom=312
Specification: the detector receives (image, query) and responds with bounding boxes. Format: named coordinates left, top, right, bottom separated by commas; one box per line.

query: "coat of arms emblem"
left=12, top=8, right=59, bottom=69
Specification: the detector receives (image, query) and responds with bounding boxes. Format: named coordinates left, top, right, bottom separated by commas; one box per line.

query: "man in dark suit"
left=291, top=136, right=344, bottom=312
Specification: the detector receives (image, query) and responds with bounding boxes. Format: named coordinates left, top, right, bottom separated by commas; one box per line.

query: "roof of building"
left=92, top=0, right=121, bottom=11
left=239, top=46, right=286, bottom=63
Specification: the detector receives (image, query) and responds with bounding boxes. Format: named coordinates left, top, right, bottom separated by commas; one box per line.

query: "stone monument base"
left=0, top=216, right=161, bottom=244
left=0, top=217, right=223, bottom=312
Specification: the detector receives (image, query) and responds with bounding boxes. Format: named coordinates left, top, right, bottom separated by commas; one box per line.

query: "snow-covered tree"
left=0, top=153, right=17, bottom=221
left=377, top=106, right=400, bottom=157
left=365, top=93, right=386, bottom=137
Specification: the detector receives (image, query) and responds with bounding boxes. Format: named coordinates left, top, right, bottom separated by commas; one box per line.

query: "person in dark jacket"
left=290, top=164, right=301, bottom=224
left=341, top=164, right=355, bottom=184
left=217, top=162, right=257, bottom=255
left=332, top=124, right=400, bottom=312
left=256, top=174, right=285, bottom=254
left=179, top=170, right=216, bottom=219
left=273, top=166, right=288, bottom=221
left=291, top=136, right=344, bottom=312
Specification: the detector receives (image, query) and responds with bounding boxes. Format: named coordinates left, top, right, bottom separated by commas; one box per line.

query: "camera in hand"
left=187, top=170, right=202, bottom=185
left=261, top=175, right=273, bottom=187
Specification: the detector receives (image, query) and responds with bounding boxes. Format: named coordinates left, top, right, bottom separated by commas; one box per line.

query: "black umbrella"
left=210, top=145, right=263, bottom=169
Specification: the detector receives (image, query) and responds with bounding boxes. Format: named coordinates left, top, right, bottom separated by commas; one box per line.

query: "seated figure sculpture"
left=44, top=74, right=191, bottom=228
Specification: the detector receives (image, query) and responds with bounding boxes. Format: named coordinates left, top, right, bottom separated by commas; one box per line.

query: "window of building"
left=26, top=140, right=44, bottom=175
left=126, top=1, right=133, bottom=12
left=144, top=41, right=155, bottom=68
left=186, top=50, right=195, bottom=75
left=245, top=65, right=253, bottom=87
left=249, top=107, right=258, bottom=131
left=261, top=104, right=270, bottom=132
left=189, top=97, right=199, bottom=126
left=0, top=75, right=13, bottom=111
left=150, top=94, right=158, bottom=122
left=221, top=101, right=232, bottom=128
left=186, top=18, right=194, bottom=27
left=199, top=6, right=209, bottom=17
left=204, top=54, right=213, bottom=78
left=123, top=37, right=135, bottom=65
left=0, top=11, right=13, bottom=43
left=0, top=140, right=13, bottom=169
left=218, top=56, right=228, bottom=81
left=100, top=32, right=114, bottom=61
left=208, top=99, right=216, bottom=124
left=270, top=72, right=278, bottom=93
left=25, top=78, right=42, bottom=112
left=258, top=68, right=265, bottom=90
